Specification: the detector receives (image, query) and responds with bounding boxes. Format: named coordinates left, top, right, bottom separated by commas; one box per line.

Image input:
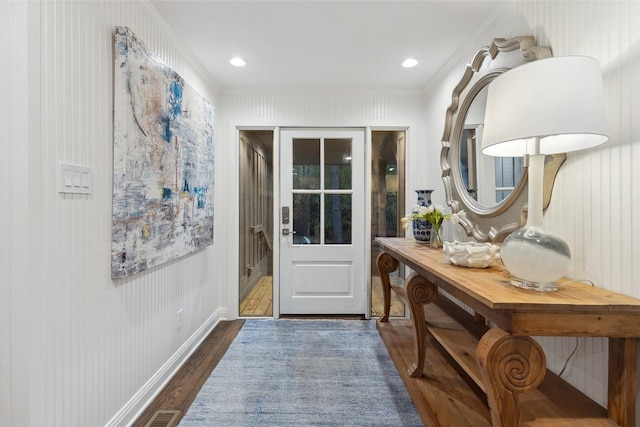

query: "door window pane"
left=371, top=130, right=406, bottom=318
left=324, top=138, right=352, bottom=189
left=324, top=194, right=352, bottom=244
left=494, top=157, right=524, bottom=202
left=293, top=193, right=320, bottom=244
left=293, top=138, right=320, bottom=189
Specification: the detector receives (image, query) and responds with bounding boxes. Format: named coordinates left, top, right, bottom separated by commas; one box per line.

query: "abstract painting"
left=112, top=26, right=215, bottom=279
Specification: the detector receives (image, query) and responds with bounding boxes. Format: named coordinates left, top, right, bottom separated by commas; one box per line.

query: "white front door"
left=279, top=128, right=366, bottom=315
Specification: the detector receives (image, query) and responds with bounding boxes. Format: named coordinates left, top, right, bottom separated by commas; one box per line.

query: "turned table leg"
left=376, top=252, right=399, bottom=322
left=477, top=327, right=547, bottom=427
left=405, top=273, right=438, bottom=378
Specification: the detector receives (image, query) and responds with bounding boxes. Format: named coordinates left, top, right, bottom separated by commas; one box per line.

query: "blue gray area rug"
left=179, top=319, right=422, bottom=426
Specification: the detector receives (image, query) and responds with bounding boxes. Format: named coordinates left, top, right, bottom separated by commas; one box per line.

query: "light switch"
left=58, top=162, right=92, bottom=194
left=64, top=170, right=74, bottom=187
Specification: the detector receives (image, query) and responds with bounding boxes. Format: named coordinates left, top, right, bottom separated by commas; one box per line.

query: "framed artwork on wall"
left=111, top=26, right=215, bottom=279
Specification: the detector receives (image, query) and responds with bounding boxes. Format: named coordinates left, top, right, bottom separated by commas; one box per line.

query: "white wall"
left=424, top=0, right=640, bottom=419
left=0, top=1, right=225, bottom=426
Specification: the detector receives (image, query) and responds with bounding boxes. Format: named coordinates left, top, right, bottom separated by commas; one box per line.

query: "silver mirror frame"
left=440, top=36, right=566, bottom=242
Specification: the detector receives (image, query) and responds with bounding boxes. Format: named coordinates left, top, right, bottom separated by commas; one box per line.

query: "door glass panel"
left=238, top=130, right=274, bottom=318
left=324, top=138, right=352, bottom=189
left=324, top=194, right=352, bottom=244
left=293, top=193, right=320, bottom=245
left=494, top=156, right=523, bottom=202
left=460, top=128, right=478, bottom=200
left=293, top=138, right=320, bottom=189
left=371, top=130, right=406, bottom=318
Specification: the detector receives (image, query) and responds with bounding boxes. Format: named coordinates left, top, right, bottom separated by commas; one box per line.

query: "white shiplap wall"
left=1, top=1, right=224, bottom=427
left=424, top=0, right=640, bottom=419
left=221, top=89, right=429, bottom=202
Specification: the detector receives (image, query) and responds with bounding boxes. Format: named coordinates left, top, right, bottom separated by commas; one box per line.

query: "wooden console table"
left=376, top=237, right=640, bottom=427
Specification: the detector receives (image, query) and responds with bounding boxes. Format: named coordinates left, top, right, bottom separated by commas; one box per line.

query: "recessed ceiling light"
left=402, top=58, right=418, bottom=68
left=230, top=57, right=246, bottom=67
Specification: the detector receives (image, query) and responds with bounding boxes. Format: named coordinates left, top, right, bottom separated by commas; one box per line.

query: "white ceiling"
left=150, top=0, right=507, bottom=91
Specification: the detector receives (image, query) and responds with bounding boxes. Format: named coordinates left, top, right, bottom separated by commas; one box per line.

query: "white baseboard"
left=105, top=307, right=228, bottom=427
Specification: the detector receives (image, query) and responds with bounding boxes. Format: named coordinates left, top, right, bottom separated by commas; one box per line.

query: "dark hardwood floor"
left=132, top=320, right=245, bottom=427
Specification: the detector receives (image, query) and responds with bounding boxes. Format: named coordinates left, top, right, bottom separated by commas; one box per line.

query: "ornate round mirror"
left=441, top=36, right=566, bottom=242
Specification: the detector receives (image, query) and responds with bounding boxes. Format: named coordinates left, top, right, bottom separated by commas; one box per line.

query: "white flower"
left=404, top=206, right=465, bottom=228
left=450, top=210, right=467, bottom=224
left=401, top=215, right=411, bottom=229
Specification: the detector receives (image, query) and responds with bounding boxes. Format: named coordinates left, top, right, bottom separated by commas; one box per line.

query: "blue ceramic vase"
left=412, top=190, right=434, bottom=243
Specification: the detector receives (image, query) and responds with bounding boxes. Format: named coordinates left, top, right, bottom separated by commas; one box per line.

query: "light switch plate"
left=58, top=162, right=92, bottom=194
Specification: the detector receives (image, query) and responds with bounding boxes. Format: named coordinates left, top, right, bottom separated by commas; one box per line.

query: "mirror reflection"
left=459, top=85, right=524, bottom=207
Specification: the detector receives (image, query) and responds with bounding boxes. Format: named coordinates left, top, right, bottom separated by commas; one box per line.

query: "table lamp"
left=481, top=56, right=609, bottom=291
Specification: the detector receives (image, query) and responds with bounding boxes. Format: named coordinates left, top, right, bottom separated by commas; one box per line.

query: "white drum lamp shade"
left=482, top=56, right=609, bottom=156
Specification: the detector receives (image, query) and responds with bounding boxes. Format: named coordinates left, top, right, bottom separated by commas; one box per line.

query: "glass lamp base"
left=509, top=277, right=559, bottom=292
left=501, top=225, right=571, bottom=292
